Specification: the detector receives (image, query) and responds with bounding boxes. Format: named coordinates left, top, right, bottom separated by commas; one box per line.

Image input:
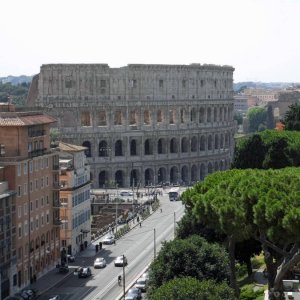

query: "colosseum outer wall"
left=27, top=63, right=236, bottom=188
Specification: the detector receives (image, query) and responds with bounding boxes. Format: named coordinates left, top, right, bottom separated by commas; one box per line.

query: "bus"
left=168, top=187, right=180, bottom=201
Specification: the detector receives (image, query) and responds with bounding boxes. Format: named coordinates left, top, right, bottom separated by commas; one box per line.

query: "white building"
left=58, top=142, right=91, bottom=256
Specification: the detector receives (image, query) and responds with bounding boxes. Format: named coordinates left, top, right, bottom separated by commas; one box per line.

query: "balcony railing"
left=28, top=130, right=45, bottom=138
left=28, top=148, right=47, bottom=158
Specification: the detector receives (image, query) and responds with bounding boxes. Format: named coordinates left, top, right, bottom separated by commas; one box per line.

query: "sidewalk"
left=27, top=200, right=160, bottom=297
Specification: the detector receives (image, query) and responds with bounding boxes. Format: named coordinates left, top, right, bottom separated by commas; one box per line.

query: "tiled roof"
left=59, top=142, right=87, bottom=152
left=0, top=114, right=56, bottom=126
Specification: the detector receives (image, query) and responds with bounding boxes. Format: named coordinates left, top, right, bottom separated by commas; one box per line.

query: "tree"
left=181, top=168, right=300, bottom=300
left=148, top=235, right=229, bottom=291
left=282, top=103, right=300, bottom=131
left=149, top=277, right=235, bottom=300
left=247, top=107, right=267, bottom=132
left=176, top=213, right=261, bottom=276
left=231, top=134, right=266, bottom=169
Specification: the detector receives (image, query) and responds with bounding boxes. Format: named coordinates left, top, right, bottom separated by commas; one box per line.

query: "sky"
left=1, top=0, right=299, bottom=83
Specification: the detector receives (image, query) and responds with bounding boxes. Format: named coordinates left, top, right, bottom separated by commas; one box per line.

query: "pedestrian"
left=139, top=222, right=142, bottom=227
left=114, top=239, right=116, bottom=245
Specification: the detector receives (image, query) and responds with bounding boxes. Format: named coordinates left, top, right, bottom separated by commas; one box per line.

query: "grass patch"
left=240, top=284, right=265, bottom=300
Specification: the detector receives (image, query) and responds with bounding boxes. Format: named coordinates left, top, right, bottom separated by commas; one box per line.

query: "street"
left=40, top=188, right=185, bottom=300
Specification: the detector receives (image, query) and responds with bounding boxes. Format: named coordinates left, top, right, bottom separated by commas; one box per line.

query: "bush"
left=240, top=284, right=264, bottom=300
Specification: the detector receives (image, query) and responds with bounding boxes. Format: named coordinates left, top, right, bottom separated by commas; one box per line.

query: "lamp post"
left=115, top=183, right=119, bottom=234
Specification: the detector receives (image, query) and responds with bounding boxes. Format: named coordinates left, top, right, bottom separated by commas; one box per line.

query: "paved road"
left=42, top=190, right=185, bottom=300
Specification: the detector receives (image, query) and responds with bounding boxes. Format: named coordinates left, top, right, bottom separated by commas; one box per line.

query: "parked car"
left=126, top=287, right=142, bottom=299
left=114, top=255, right=128, bottom=267
left=94, top=257, right=106, bottom=268
left=58, top=265, right=69, bottom=273
left=141, top=271, right=149, bottom=280
left=125, top=295, right=138, bottom=300
left=49, top=296, right=61, bottom=300
left=67, top=254, right=75, bottom=262
left=102, top=235, right=115, bottom=245
left=78, top=267, right=92, bottom=278
left=134, top=277, right=148, bottom=292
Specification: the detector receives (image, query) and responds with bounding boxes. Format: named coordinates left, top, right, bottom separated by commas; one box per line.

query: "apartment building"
left=0, top=103, right=60, bottom=294
left=0, top=167, right=17, bottom=299
left=58, top=142, right=91, bottom=256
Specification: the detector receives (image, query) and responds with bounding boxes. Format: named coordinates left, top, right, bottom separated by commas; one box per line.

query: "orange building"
left=0, top=103, right=60, bottom=294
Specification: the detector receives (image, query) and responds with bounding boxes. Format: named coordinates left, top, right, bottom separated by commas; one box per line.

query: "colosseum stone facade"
left=27, top=63, right=235, bottom=188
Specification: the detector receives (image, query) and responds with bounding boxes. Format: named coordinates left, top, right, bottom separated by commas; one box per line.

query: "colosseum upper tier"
left=27, top=63, right=235, bottom=188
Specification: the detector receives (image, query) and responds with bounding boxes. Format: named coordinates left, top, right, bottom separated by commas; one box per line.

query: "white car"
left=134, top=277, right=148, bottom=292
left=94, top=257, right=106, bottom=268
left=114, top=255, right=128, bottom=267
left=102, top=235, right=115, bottom=245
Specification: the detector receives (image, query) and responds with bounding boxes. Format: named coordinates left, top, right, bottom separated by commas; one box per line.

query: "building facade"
left=27, top=63, right=236, bottom=188
left=0, top=167, right=17, bottom=300
left=58, top=142, right=91, bottom=256
left=0, top=103, right=60, bottom=294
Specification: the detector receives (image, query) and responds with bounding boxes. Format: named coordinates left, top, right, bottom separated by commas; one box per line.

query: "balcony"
left=28, top=148, right=47, bottom=158
left=53, top=219, right=62, bottom=226
left=28, top=130, right=45, bottom=138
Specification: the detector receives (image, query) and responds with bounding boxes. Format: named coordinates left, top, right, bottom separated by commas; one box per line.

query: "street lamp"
left=115, top=183, right=119, bottom=234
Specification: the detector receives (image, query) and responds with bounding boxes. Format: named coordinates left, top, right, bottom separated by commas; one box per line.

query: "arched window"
left=144, top=168, right=154, bottom=186
left=158, top=167, right=167, bottom=184
left=144, top=139, right=153, bottom=155
left=214, top=134, right=219, bottom=150
left=130, top=140, right=137, bottom=156
left=170, top=138, right=178, bottom=153
left=208, top=135, right=213, bottom=150
left=82, top=141, right=91, bottom=157
left=99, top=140, right=109, bottom=157
left=99, top=171, right=108, bottom=188
left=181, top=166, right=188, bottom=185
left=214, top=107, right=218, bottom=122
left=200, top=135, right=206, bottom=151
left=207, top=162, right=213, bottom=174
left=199, top=107, right=205, bottom=123
left=191, top=165, right=198, bottom=183
left=115, top=170, right=124, bottom=187
left=191, top=136, right=197, bottom=152
left=157, top=138, right=166, bottom=154
left=170, top=166, right=179, bottom=184
left=181, top=137, right=188, bottom=153
left=190, top=108, right=196, bottom=122
left=115, top=140, right=123, bottom=156
left=207, top=107, right=212, bottom=123
left=157, top=110, right=163, bottom=123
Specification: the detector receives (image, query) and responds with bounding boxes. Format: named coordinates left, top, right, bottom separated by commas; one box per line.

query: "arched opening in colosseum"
left=191, top=136, right=197, bottom=152
left=158, top=167, right=166, bottom=184
left=181, top=165, right=188, bottom=184
left=220, top=134, right=224, bottom=149
left=130, top=169, right=139, bottom=187
left=199, top=107, right=205, bottom=123
left=191, top=165, right=197, bottom=182
left=99, top=171, right=108, bottom=188
left=207, top=107, right=212, bottom=123
left=115, top=140, right=123, bottom=156
left=145, top=168, right=154, bottom=186
left=170, top=138, right=178, bottom=153
left=130, top=140, right=137, bottom=156
left=200, top=164, right=205, bottom=180
left=190, top=108, right=196, bottom=122
left=144, top=139, right=153, bottom=155
left=207, top=162, right=213, bottom=174
left=129, top=110, right=137, bottom=125
left=220, top=160, right=224, bottom=171
left=208, top=135, right=213, bottom=150
left=158, top=138, right=167, bottom=154
left=180, top=109, right=185, bottom=123
left=99, top=140, right=109, bottom=157
left=220, top=107, right=223, bottom=122
left=200, top=135, right=205, bottom=151
left=214, top=107, right=218, bottom=122
left=144, top=110, right=151, bottom=125
left=170, top=166, right=179, bottom=184
left=181, top=137, right=189, bottom=153
left=169, top=109, right=176, bottom=124
left=225, top=133, right=229, bottom=148
left=214, top=161, right=219, bottom=171
left=225, top=107, right=228, bottom=121
left=81, top=111, right=91, bottom=126
left=157, top=110, right=163, bottom=123
left=97, top=110, right=107, bottom=126
left=114, top=110, right=123, bottom=125
left=115, top=170, right=124, bottom=187
left=214, top=135, right=219, bottom=150
left=82, top=141, right=92, bottom=157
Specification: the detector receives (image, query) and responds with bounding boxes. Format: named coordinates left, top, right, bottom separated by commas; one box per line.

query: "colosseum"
left=27, top=63, right=235, bottom=188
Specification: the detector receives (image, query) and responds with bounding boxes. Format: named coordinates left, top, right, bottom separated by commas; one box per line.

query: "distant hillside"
left=233, top=81, right=298, bottom=92
left=0, top=75, right=32, bottom=85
